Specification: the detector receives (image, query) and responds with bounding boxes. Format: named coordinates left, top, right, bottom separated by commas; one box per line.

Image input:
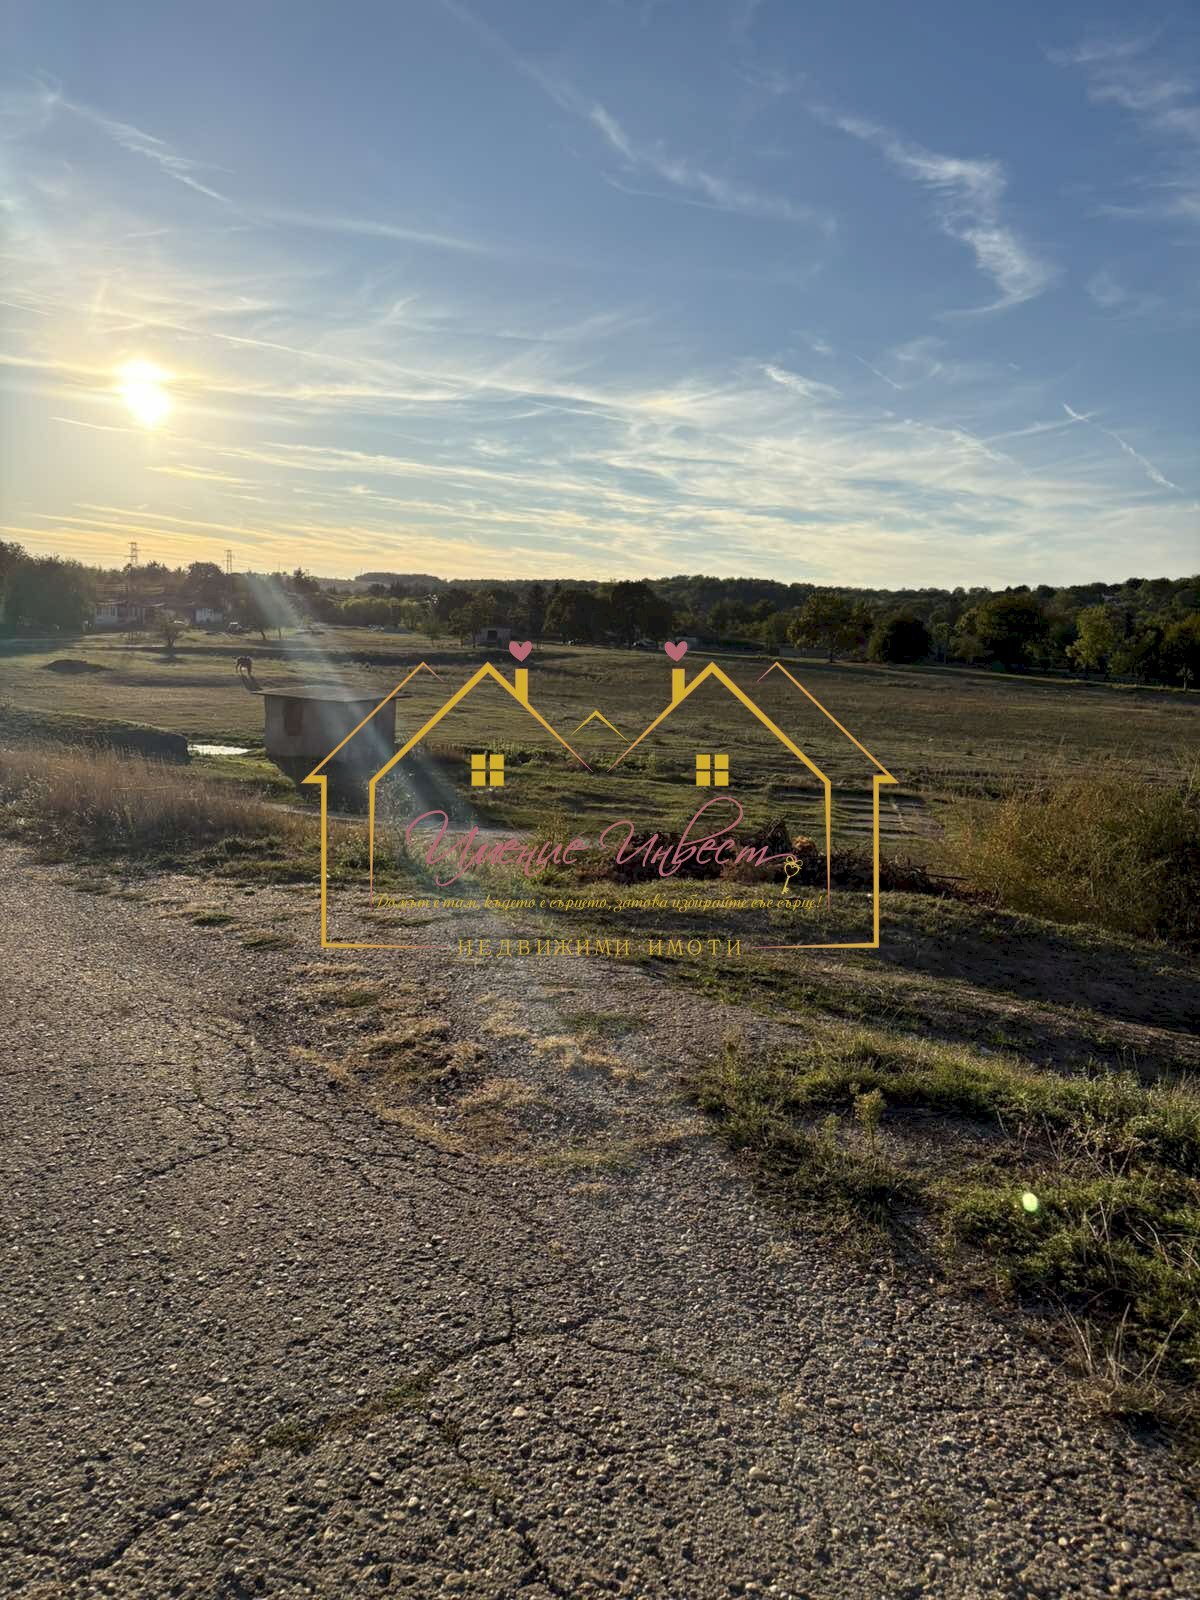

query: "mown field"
left=3, top=628, right=1196, bottom=854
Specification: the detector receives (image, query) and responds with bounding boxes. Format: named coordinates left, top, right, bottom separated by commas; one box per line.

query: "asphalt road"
left=1, top=848, right=1197, bottom=1598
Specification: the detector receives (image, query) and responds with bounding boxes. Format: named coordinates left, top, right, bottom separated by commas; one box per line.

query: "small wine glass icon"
left=781, top=856, right=801, bottom=896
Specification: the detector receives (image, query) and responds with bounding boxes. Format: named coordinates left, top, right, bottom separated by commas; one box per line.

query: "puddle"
left=190, top=743, right=251, bottom=757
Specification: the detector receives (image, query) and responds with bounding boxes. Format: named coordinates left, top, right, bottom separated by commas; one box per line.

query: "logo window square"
left=470, top=752, right=505, bottom=787
left=695, top=752, right=729, bottom=787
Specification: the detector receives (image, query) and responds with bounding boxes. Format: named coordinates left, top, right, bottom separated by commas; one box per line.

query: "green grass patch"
left=261, top=1372, right=435, bottom=1457
left=305, top=980, right=383, bottom=1009
left=691, top=1023, right=1200, bottom=1441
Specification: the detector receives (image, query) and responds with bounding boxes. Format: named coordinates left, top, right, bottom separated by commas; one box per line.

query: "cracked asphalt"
left=2, top=847, right=1198, bottom=1598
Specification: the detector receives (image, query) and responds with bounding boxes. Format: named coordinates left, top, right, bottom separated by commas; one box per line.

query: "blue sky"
left=1, top=0, right=1197, bottom=585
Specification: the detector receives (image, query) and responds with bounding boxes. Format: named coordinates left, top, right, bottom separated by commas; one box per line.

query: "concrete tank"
left=263, top=691, right=396, bottom=802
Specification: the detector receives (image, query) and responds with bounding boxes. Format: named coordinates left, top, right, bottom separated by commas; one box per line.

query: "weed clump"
left=942, top=769, right=1200, bottom=947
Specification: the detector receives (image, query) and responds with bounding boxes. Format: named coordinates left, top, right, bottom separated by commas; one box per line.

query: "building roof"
left=263, top=690, right=386, bottom=704
left=302, top=663, right=442, bottom=778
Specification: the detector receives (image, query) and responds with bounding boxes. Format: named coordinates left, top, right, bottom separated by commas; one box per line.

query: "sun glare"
left=116, top=360, right=172, bottom=428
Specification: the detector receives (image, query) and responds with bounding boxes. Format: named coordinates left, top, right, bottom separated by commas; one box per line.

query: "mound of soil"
left=43, top=659, right=110, bottom=675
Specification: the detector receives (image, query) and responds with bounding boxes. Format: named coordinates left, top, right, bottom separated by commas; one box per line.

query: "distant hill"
left=355, top=572, right=446, bottom=589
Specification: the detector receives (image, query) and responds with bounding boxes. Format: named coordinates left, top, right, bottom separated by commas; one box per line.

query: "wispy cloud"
left=1085, top=268, right=1163, bottom=317
left=589, top=102, right=832, bottom=227
left=45, top=81, right=231, bottom=203
left=1051, top=36, right=1200, bottom=223
left=438, top=0, right=832, bottom=229
left=2, top=27, right=1193, bottom=586
left=851, top=354, right=902, bottom=390
left=258, top=206, right=500, bottom=257
left=761, top=363, right=840, bottom=399
left=815, top=108, right=1055, bottom=312
left=1062, top=401, right=1182, bottom=492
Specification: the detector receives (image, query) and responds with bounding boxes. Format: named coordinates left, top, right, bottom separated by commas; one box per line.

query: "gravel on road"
left=2, top=848, right=1197, bottom=1599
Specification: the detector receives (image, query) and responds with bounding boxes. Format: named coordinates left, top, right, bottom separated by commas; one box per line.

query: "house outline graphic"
left=607, top=657, right=898, bottom=950
left=301, top=657, right=893, bottom=953
left=303, top=661, right=589, bottom=949
left=606, top=659, right=836, bottom=914
left=753, top=660, right=899, bottom=949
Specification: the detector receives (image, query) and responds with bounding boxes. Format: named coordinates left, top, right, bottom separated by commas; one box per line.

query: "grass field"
left=2, top=645, right=1199, bottom=1444
left=4, top=628, right=1197, bottom=853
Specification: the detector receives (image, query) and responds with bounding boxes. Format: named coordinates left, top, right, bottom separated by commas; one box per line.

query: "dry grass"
left=942, top=764, right=1200, bottom=946
left=304, top=979, right=384, bottom=1009
left=0, top=742, right=311, bottom=859
left=456, top=1075, right=541, bottom=1113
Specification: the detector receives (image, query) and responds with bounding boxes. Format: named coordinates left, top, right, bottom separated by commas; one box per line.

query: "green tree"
left=961, top=593, right=1047, bottom=669
left=545, top=587, right=612, bottom=643
left=184, top=561, right=227, bottom=604
left=928, top=618, right=952, bottom=663
left=1067, top=605, right=1120, bottom=675
left=709, top=598, right=754, bottom=634
left=0, top=540, right=29, bottom=611
left=231, top=580, right=283, bottom=642
left=608, top=579, right=671, bottom=646
left=1161, top=614, right=1200, bottom=688
left=1111, top=620, right=1166, bottom=683
left=788, top=592, right=872, bottom=662
left=524, top=582, right=547, bottom=639
left=155, top=612, right=186, bottom=654
left=448, top=596, right=492, bottom=645
left=868, top=613, right=930, bottom=664
left=5, top=556, right=93, bottom=632
left=759, top=608, right=795, bottom=648
left=418, top=601, right=444, bottom=644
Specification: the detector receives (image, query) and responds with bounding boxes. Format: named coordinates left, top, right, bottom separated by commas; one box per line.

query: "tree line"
left=1, top=540, right=1196, bottom=686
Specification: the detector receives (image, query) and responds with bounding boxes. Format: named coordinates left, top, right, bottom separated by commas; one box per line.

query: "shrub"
left=942, top=769, right=1200, bottom=947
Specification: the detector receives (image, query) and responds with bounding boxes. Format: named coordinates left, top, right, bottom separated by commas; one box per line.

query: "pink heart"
left=509, top=640, right=533, bottom=662
left=663, top=640, right=688, bottom=662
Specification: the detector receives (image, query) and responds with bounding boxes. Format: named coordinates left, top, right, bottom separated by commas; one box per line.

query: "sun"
left=116, top=360, right=172, bottom=428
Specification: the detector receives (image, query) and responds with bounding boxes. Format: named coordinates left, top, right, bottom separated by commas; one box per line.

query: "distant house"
left=93, top=597, right=164, bottom=630
left=473, top=625, right=512, bottom=649
left=92, top=595, right=223, bottom=630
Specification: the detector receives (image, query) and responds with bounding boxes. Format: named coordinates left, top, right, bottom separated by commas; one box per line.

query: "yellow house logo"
left=303, top=655, right=895, bottom=953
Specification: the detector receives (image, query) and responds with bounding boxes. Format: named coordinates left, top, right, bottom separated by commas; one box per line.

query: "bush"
left=943, top=769, right=1200, bottom=947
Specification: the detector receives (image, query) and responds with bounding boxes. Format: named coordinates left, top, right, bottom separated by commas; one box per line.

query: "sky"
left=1, top=0, right=1197, bottom=588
